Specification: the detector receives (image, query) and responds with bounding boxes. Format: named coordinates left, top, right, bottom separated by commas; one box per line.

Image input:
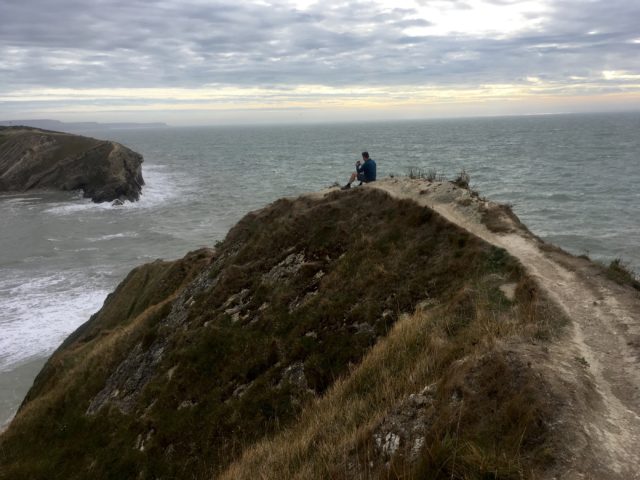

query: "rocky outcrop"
left=0, top=126, right=144, bottom=202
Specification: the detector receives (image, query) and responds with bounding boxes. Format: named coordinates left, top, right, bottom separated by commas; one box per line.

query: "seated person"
left=341, top=151, right=376, bottom=189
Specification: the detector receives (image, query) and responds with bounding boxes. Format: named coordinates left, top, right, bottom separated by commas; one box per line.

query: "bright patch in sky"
left=0, top=0, right=639, bottom=123
left=602, top=70, right=640, bottom=81
left=388, top=0, right=550, bottom=37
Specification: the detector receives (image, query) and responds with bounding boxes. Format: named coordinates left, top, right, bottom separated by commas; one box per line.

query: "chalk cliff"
left=0, top=126, right=144, bottom=202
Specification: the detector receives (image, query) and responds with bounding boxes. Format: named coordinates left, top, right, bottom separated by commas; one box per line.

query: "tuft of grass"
left=407, top=167, right=444, bottom=182
left=481, top=203, right=527, bottom=234
left=606, top=258, right=640, bottom=291
left=452, top=169, right=470, bottom=189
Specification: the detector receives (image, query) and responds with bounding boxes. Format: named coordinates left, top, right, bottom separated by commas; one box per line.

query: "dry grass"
left=605, top=258, right=640, bottom=291
left=407, top=167, right=445, bottom=182
left=452, top=169, right=470, bottom=189
left=0, top=250, right=214, bottom=480
left=220, top=278, right=564, bottom=480
left=0, top=189, right=566, bottom=480
left=481, top=203, right=527, bottom=234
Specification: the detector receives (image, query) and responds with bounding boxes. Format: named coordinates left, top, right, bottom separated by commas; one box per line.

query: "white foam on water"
left=0, top=164, right=193, bottom=374
left=86, top=232, right=140, bottom=242
left=43, top=199, right=112, bottom=215
left=136, top=164, right=185, bottom=207
left=43, top=164, right=182, bottom=215
left=1, top=197, right=42, bottom=204
left=0, top=270, right=110, bottom=372
left=0, top=195, right=48, bottom=214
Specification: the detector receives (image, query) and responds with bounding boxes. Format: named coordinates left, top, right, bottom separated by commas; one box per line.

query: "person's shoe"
left=341, top=183, right=351, bottom=190
left=357, top=181, right=363, bottom=186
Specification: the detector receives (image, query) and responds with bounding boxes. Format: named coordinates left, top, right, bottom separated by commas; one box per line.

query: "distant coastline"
left=0, top=119, right=168, bottom=133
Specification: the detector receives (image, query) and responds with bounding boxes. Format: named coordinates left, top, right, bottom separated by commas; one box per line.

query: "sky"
left=1, top=0, right=640, bottom=125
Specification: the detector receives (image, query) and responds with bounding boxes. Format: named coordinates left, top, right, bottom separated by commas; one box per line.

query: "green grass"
left=220, top=273, right=564, bottom=480
left=49, top=134, right=102, bottom=162
left=0, top=189, right=565, bottom=480
left=606, top=258, right=640, bottom=291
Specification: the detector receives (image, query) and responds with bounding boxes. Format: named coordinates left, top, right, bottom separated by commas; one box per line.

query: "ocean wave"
left=0, top=270, right=110, bottom=372
left=86, top=232, right=140, bottom=242
left=43, top=164, right=182, bottom=215
left=43, top=198, right=113, bottom=215
left=134, top=165, right=185, bottom=207
left=0, top=196, right=45, bottom=204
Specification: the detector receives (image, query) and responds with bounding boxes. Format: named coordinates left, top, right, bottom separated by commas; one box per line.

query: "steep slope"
left=0, top=126, right=144, bottom=202
left=371, top=179, right=640, bottom=478
left=221, top=181, right=640, bottom=480
left=1, top=180, right=637, bottom=479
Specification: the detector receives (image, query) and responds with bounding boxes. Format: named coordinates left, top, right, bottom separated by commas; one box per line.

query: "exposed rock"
left=231, top=381, right=254, bottom=399
left=499, top=282, right=518, bottom=301
left=279, top=362, right=309, bottom=391
left=351, top=322, right=375, bottom=337
left=135, top=429, right=155, bottom=452
left=86, top=341, right=165, bottom=415
left=84, top=257, right=217, bottom=415
left=288, top=290, right=318, bottom=312
left=166, top=366, right=178, bottom=380
left=178, top=400, right=198, bottom=410
left=224, top=288, right=251, bottom=322
left=0, top=126, right=144, bottom=202
left=263, top=252, right=306, bottom=283
left=370, top=384, right=437, bottom=464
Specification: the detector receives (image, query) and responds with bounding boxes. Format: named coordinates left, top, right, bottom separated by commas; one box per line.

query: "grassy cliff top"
left=0, top=126, right=143, bottom=202
left=1, top=179, right=639, bottom=479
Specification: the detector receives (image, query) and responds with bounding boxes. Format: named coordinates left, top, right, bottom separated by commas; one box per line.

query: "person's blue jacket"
left=357, top=158, right=376, bottom=182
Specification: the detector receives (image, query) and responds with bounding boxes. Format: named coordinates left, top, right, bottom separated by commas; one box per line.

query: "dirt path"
left=370, top=178, right=640, bottom=479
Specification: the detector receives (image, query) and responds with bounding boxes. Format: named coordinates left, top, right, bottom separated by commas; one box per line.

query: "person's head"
left=361, top=151, right=369, bottom=160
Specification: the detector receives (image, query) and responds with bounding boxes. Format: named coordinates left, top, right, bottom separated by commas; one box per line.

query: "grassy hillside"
left=0, top=126, right=102, bottom=166
left=0, top=187, right=567, bottom=479
left=0, top=126, right=143, bottom=202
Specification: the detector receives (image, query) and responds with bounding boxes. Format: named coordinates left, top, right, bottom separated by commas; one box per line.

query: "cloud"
left=1, top=0, right=639, bottom=120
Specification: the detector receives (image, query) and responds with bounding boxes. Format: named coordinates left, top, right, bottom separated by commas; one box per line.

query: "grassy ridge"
left=0, top=188, right=566, bottom=479
left=220, top=256, right=563, bottom=479
left=0, top=127, right=143, bottom=202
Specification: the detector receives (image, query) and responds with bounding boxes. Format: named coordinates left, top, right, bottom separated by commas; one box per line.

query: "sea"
left=1, top=112, right=639, bottom=426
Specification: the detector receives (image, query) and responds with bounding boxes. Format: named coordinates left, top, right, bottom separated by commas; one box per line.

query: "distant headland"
left=0, top=119, right=168, bottom=132
left=0, top=126, right=144, bottom=203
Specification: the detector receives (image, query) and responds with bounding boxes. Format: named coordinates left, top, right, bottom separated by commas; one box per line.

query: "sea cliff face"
left=0, top=126, right=144, bottom=202
left=1, top=180, right=639, bottom=479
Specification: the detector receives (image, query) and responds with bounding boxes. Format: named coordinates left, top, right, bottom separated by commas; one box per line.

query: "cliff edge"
left=1, top=179, right=639, bottom=479
left=0, top=126, right=144, bottom=202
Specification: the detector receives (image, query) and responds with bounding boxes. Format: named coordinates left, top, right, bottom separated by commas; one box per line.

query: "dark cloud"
left=0, top=0, right=639, bottom=94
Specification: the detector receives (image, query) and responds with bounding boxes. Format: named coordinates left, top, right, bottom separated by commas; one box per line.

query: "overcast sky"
left=1, top=0, right=639, bottom=125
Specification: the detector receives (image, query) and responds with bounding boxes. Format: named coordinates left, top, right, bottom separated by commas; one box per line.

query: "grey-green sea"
left=1, top=112, right=639, bottom=426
